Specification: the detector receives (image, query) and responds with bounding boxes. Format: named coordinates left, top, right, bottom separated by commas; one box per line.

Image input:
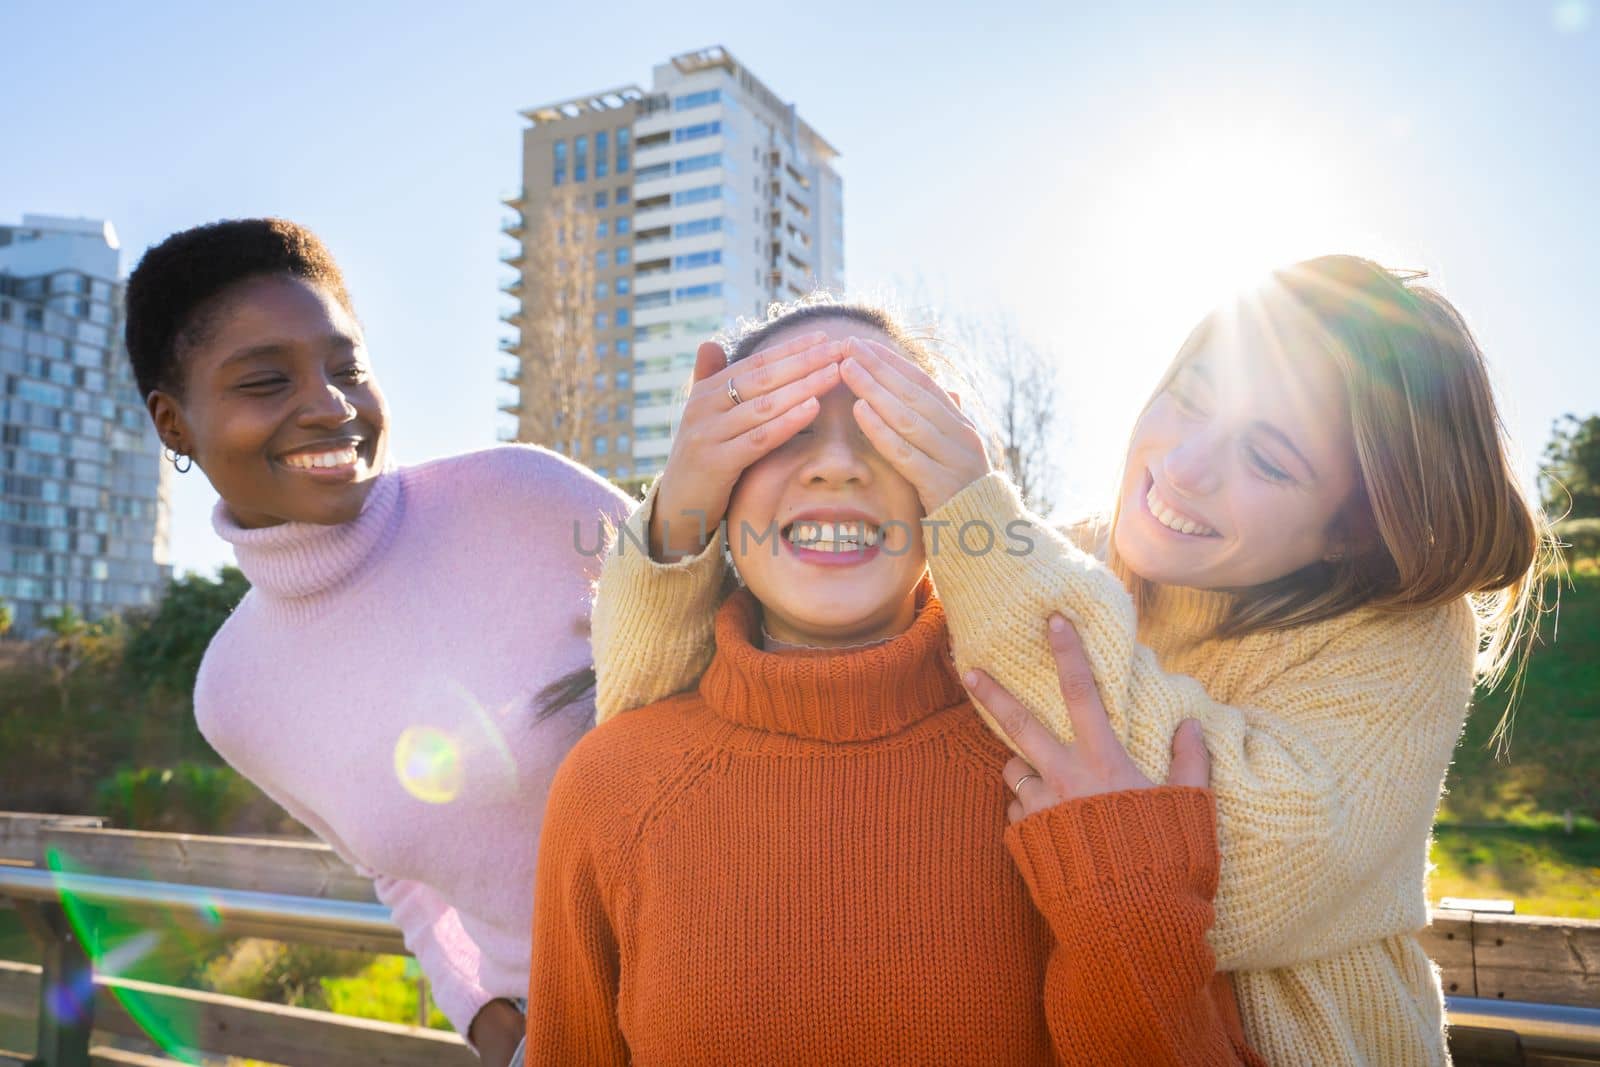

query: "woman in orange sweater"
left=525, top=305, right=1265, bottom=1066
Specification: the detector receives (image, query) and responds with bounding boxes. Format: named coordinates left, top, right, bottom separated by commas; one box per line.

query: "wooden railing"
left=0, top=814, right=472, bottom=1066
left=1, top=812, right=1597, bottom=1066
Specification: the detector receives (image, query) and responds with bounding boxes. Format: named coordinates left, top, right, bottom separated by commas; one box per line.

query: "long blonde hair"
left=1109, top=255, right=1554, bottom=699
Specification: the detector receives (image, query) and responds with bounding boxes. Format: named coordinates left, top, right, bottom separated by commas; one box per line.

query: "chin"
left=290, top=485, right=375, bottom=526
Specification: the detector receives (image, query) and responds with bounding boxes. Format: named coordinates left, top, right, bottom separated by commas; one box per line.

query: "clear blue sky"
left=4, top=0, right=1596, bottom=576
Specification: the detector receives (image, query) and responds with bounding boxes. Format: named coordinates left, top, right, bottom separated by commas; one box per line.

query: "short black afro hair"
left=124, top=218, right=353, bottom=399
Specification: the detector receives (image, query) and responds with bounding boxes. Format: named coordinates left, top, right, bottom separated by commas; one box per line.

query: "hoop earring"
left=164, top=448, right=194, bottom=474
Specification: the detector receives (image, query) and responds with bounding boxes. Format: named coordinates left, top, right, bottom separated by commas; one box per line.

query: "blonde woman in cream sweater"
left=586, top=260, right=1549, bottom=1066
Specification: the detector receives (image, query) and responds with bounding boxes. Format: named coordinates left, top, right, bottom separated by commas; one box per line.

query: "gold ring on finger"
left=1009, top=772, right=1041, bottom=797
left=727, top=378, right=743, bottom=406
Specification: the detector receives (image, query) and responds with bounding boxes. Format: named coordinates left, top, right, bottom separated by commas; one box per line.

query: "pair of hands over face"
left=650, top=334, right=1210, bottom=823
left=647, top=333, right=994, bottom=562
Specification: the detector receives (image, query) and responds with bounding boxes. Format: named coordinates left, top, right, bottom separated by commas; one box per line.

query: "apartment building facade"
left=502, top=46, right=844, bottom=483
left=0, top=215, right=169, bottom=635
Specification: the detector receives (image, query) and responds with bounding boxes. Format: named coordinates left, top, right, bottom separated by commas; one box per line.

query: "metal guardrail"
left=1449, top=997, right=1600, bottom=1060
left=0, top=867, right=394, bottom=946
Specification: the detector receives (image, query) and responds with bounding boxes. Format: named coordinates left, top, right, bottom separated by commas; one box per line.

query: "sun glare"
left=1109, top=123, right=1369, bottom=319
left=1030, top=109, right=1391, bottom=518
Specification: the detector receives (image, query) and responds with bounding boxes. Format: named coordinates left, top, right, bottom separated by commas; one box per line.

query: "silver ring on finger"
left=1009, top=771, right=1041, bottom=797
left=727, top=378, right=743, bottom=406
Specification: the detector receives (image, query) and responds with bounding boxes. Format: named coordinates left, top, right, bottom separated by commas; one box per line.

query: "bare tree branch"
left=510, top=196, right=600, bottom=461
left=951, top=312, right=1062, bottom=515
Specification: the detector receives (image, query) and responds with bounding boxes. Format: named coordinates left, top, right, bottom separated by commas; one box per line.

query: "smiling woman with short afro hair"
left=123, top=215, right=638, bottom=1067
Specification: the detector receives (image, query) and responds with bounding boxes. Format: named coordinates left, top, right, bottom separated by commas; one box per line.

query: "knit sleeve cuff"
left=1004, top=786, right=1219, bottom=932
left=592, top=478, right=731, bottom=723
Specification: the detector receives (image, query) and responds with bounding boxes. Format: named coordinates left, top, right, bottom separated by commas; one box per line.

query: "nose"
left=797, top=418, right=872, bottom=488
left=297, top=375, right=358, bottom=428
left=1160, top=428, right=1222, bottom=498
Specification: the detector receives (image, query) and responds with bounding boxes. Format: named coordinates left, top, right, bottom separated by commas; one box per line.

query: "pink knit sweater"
left=194, top=445, right=629, bottom=1036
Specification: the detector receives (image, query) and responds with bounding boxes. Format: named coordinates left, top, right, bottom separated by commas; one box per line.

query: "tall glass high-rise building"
left=502, top=46, right=845, bottom=484
left=0, top=215, right=169, bottom=635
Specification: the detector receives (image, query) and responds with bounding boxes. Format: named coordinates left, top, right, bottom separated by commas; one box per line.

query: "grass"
left=1427, top=563, right=1600, bottom=917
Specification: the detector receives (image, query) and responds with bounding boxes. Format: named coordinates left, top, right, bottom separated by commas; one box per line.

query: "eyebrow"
left=1250, top=420, right=1318, bottom=481
left=220, top=334, right=357, bottom=369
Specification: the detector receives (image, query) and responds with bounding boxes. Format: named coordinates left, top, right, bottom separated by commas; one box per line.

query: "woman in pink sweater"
left=122, top=218, right=695, bottom=1064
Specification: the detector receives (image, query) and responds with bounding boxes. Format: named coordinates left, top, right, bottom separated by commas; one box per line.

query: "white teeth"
left=284, top=447, right=359, bottom=471
left=1145, top=483, right=1216, bottom=537
left=785, top=519, right=882, bottom=552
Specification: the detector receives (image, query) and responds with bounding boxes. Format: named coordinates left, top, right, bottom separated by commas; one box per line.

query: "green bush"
left=200, top=940, right=449, bottom=1030
left=95, top=763, right=254, bottom=834
left=202, top=939, right=371, bottom=1008
left=322, top=954, right=450, bottom=1029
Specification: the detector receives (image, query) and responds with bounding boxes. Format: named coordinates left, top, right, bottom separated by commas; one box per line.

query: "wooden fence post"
left=14, top=901, right=92, bottom=1067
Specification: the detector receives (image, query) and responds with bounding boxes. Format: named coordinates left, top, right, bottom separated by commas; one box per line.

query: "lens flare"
left=393, top=725, right=464, bottom=804
left=44, top=848, right=206, bottom=1063
left=1553, top=0, right=1590, bottom=32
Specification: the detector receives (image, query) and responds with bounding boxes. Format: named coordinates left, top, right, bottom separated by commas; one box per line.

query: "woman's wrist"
left=467, top=998, right=524, bottom=1062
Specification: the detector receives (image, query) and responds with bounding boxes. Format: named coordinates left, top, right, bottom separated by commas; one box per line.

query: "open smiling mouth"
left=781, top=519, right=884, bottom=560
left=277, top=438, right=368, bottom=478
left=1143, top=474, right=1220, bottom=538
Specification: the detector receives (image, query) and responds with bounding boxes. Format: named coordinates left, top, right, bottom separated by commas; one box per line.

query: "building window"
left=673, top=89, right=721, bottom=111
left=596, top=219, right=609, bottom=238
left=615, top=403, right=630, bottom=420
left=673, top=184, right=722, bottom=207
left=615, top=277, right=631, bottom=295
left=596, top=341, right=611, bottom=357
left=675, top=283, right=724, bottom=302
left=595, top=250, right=609, bottom=270
left=674, top=121, right=721, bottom=143
left=635, top=291, right=670, bottom=310
left=616, top=127, right=630, bottom=172
left=617, top=370, right=631, bottom=388
left=675, top=152, right=722, bottom=175
left=594, top=436, right=609, bottom=455
left=615, top=187, right=630, bottom=204
left=575, top=134, right=588, bottom=182
left=594, top=190, right=609, bottom=210
left=594, top=281, right=609, bottom=300
left=674, top=216, right=723, bottom=238
left=616, top=309, right=630, bottom=326
left=674, top=250, right=723, bottom=271
left=634, top=162, right=670, bottom=182
left=596, top=131, right=610, bottom=178
left=617, top=433, right=631, bottom=451
left=615, top=217, right=631, bottom=235
left=553, top=139, right=567, bottom=186
left=617, top=339, right=631, bottom=355
left=594, top=311, right=608, bottom=330
left=615, top=246, right=631, bottom=265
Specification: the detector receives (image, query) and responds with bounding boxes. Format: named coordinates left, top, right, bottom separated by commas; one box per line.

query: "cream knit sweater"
left=592, top=473, right=1475, bottom=1067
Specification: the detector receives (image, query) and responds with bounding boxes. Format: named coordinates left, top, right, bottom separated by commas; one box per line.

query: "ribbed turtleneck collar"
left=1140, top=581, right=1236, bottom=650
left=212, top=468, right=403, bottom=600
left=698, top=574, right=969, bottom=743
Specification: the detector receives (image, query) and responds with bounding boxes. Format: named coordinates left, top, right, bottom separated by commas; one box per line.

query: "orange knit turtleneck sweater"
left=527, top=577, right=1263, bottom=1066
